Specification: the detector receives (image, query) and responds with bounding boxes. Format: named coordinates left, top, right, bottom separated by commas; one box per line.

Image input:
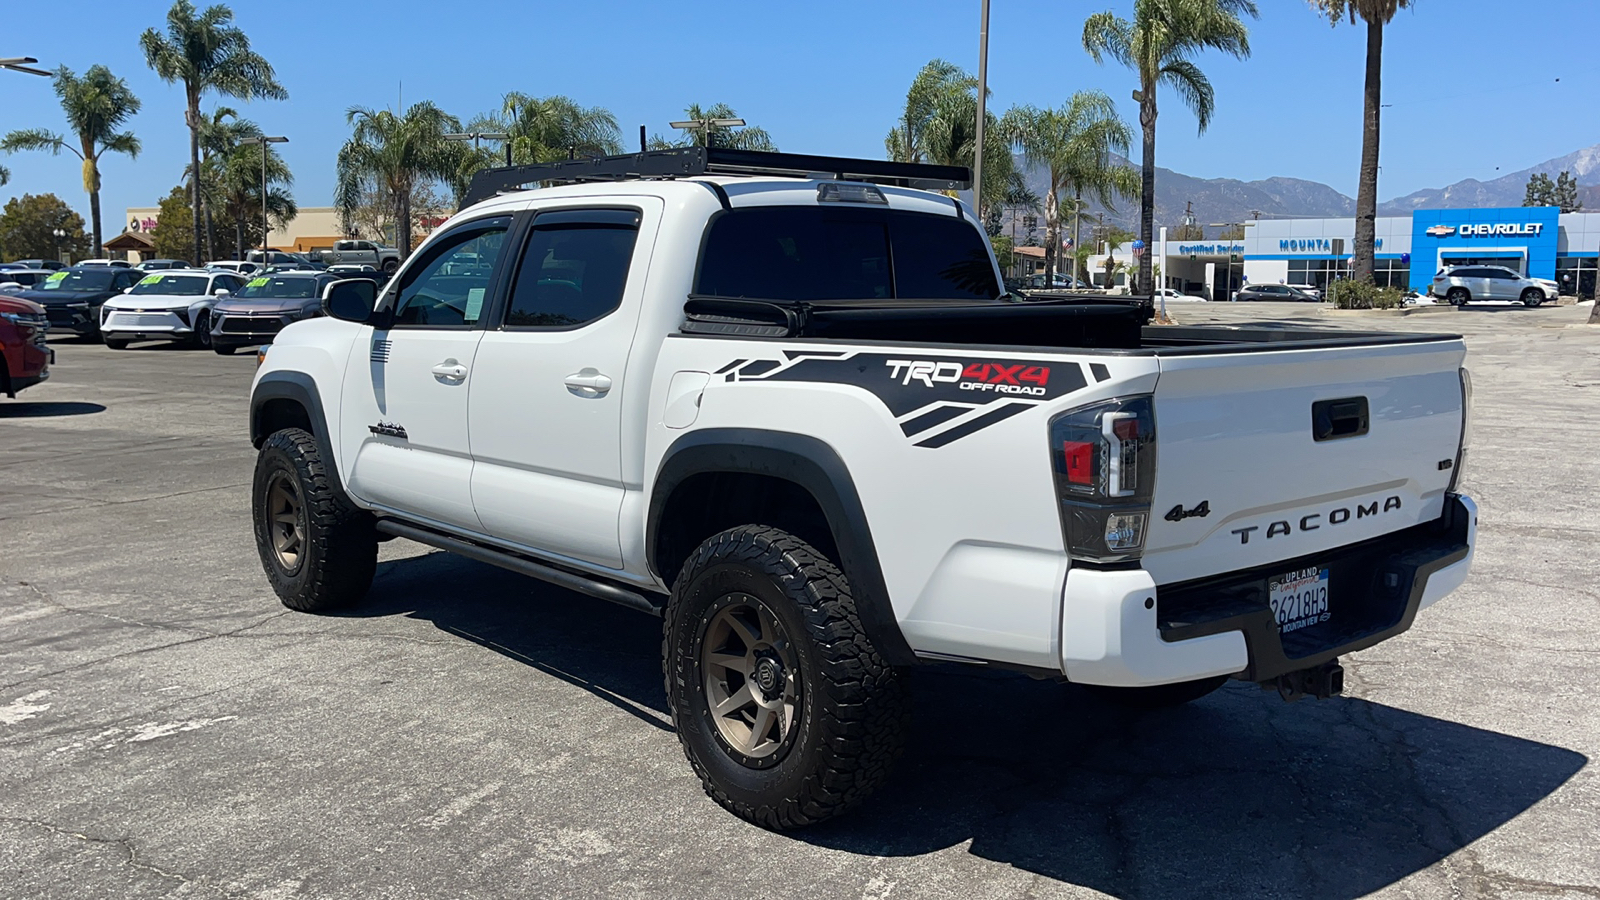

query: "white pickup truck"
left=314, top=239, right=403, bottom=274
left=247, top=148, right=1476, bottom=830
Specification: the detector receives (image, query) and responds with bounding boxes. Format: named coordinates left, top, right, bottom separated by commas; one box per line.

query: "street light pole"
left=0, top=56, right=50, bottom=76
left=973, top=0, right=990, bottom=218
left=51, top=227, right=65, bottom=263
left=240, top=136, right=288, bottom=260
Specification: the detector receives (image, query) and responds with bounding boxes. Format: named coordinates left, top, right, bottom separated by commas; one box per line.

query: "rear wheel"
left=252, top=427, right=377, bottom=612
left=1521, top=288, right=1544, bottom=307
left=665, top=525, right=909, bottom=830
left=1447, top=288, right=1470, bottom=307
left=1082, top=675, right=1228, bottom=710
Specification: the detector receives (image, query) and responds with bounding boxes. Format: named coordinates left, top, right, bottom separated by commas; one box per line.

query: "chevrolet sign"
left=1425, top=225, right=1456, bottom=237
left=1459, top=222, right=1544, bottom=237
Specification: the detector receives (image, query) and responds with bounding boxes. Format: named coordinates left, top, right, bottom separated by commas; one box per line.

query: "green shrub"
left=1329, top=280, right=1404, bottom=310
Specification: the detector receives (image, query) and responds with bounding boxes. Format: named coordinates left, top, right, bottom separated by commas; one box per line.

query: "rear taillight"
left=1448, top=368, right=1471, bottom=493
left=1050, top=396, right=1157, bottom=563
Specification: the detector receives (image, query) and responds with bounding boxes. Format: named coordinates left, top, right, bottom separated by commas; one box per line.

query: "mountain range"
left=1003, top=142, right=1600, bottom=238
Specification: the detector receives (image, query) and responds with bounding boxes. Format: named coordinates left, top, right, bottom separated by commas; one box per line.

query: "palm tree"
left=1083, top=0, right=1258, bottom=294
left=886, top=60, right=972, bottom=165
left=2, top=65, right=142, bottom=253
left=335, top=102, right=462, bottom=255
left=887, top=61, right=1012, bottom=226
left=190, top=106, right=259, bottom=260
left=499, top=93, right=622, bottom=163
left=1310, top=0, right=1412, bottom=284
left=0, top=165, right=8, bottom=186
left=655, top=104, right=777, bottom=151
left=214, top=141, right=294, bottom=259
left=1001, top=93, right=1139, bottom=286
left=141, top=0, right=287, bottom=265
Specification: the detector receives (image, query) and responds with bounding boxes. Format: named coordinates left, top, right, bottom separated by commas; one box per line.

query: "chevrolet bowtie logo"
left=1425, top=225, right=1456, bottom=237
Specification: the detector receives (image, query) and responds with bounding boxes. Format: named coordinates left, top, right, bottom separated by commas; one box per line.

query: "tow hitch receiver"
left=1268, top=659, right=1344, bottom=702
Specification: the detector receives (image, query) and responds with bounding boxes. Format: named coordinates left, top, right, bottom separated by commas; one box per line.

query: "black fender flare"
left=648, top=427, right=916, bottom=666
left=250, top=370, right=337, bottom=471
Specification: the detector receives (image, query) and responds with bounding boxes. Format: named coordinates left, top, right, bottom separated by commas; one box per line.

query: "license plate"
left=1269, top=566, right=1330, bottom=634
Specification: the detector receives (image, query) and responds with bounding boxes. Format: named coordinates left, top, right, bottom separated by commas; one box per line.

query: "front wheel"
left=213, top=344, right=237, bottom=356
left=103, top=337, right=130, bottom=350
left=665, top=525, right=909, bottom=830
left=1521, top=289, right=1545, bottom=307
left=252, top=428, right=377, bottom=612
left=382, top=258, right=399, bottom=274
left=189, top=311, right=213, bottom=348
left=1081, top=675, right=1229, bottom=710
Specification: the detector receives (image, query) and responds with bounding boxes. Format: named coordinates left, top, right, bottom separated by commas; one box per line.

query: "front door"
left=339, top=215, right=515, bottom=531
left=467, top=202, right=659, bottom=569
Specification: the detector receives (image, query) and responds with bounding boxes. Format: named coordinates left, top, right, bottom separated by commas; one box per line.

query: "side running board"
left=375, top=518, right=664, bottom=617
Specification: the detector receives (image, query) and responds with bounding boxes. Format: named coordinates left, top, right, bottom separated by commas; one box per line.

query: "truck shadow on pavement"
left=0, top=401, right=106, bottom=418
left=354, top=551, right=1586, bottom=900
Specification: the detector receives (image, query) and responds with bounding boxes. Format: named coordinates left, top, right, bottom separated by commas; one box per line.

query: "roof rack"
left=461, top=147, right=970, bottom=208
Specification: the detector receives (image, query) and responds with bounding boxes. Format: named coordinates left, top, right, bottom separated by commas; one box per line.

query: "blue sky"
left=2, top=0, right=1595, bottom=230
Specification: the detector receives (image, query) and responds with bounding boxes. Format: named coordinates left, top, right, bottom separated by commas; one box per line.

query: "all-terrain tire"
left=1081, top=674, right=1229, bottom=710
left=252, top=427, right=377, bottom=612
left=664, top=525, right=909, bottom=830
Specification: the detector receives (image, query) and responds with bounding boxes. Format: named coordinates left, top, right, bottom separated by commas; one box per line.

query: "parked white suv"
left=100, top=269, right=245, bottom=349
left=1431, top=265, right=1557, bottom=307
left=247, top=148, right=1476, bottom=830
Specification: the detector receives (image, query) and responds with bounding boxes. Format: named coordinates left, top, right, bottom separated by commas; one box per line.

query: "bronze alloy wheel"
left=263, top=471, right=306, bottom=573
left=700, top=593, right=801, bottom=764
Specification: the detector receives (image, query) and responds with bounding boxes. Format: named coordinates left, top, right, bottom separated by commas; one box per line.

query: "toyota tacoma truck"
left=314, top=239, right=403, bottom=274
left=247, top=148, right=1476, bottom=830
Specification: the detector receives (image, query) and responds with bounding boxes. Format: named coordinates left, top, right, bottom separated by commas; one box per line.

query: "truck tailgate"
left=1141, top=338, right=1466, bottom=585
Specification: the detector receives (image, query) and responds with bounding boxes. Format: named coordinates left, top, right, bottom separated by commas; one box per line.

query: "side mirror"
left=322, top=278, right=378, bottom=323
left=214, top=288, right=230, bottom=297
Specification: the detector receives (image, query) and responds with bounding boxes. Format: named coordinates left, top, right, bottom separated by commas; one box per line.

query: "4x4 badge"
left=1165, top=501, right=1210, bottom=522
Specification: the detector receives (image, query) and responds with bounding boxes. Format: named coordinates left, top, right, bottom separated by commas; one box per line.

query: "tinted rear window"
left=696, top=206, right=998, bottom=302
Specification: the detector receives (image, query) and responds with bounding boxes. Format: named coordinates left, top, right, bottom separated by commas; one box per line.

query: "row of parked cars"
left=0, top=256, right=390, bottom=361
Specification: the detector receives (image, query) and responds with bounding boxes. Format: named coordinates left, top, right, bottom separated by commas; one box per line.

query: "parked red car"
left=0, top=295, right=52, bottom=397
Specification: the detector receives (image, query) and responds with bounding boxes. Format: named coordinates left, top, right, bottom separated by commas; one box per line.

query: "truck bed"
left=680, top=295, right=1460, bottom=353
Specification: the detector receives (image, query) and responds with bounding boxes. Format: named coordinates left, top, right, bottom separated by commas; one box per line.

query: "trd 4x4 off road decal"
left=717, top=349, right=1089, bottom=447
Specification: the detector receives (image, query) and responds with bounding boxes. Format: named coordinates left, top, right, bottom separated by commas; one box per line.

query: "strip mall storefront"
left=1161, top=207, right=1600, bottom=299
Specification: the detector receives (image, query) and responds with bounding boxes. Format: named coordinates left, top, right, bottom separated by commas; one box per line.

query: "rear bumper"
left=1061, top=494, right=1476, bottom=687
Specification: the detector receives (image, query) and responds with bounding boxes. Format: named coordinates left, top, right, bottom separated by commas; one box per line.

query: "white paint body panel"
left=254, top=174, right=1476, bottom=685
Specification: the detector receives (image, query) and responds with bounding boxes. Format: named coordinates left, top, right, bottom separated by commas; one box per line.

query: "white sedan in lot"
left=99, top=269, right=247, bottom=349
left=1155, top=287, right=1207, bottom=302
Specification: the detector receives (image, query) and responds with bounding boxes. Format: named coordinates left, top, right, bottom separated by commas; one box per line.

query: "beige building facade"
left=118, top=206, right=346, bottom=262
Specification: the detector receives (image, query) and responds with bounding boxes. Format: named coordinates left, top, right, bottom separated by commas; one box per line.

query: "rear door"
left=466, top=201, right=661, bottom=568
left=1140, top=338, right=1466, bottom=585
left=1487, top=267, right=1519, bottom=300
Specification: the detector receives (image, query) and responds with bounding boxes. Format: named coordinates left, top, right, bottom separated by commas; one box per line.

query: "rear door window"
left=502, top=208, right=641, bottom=329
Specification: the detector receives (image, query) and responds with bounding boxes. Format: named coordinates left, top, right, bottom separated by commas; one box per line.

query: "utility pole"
left=240, top=135, right=288, bottom=258
left=973, top=0, right=991, bottom=218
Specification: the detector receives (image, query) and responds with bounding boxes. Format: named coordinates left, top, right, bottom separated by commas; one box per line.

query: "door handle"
left=565, top=369, right=613, bottom=396
left=431, top=361, right=468, bottom=382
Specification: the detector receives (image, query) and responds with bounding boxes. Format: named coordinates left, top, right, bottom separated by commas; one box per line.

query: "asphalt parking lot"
left=3, top=301, right=1598, bottom=899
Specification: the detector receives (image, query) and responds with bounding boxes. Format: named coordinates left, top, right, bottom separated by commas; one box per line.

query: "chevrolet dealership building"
left=1160, top=206, right=1600, bottom=300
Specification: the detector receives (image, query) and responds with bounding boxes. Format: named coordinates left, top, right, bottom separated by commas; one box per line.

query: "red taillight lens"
left=1063, top=440, right=1094, bottom=485
left=1049, top=396, right=1157, bottom=563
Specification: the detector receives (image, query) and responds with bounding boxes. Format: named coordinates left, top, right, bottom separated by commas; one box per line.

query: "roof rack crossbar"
left=461, top=147, right=970, bottom=208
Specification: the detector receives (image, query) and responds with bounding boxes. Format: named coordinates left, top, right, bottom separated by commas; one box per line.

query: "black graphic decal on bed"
left=721, top=351, right=1090, bottom=447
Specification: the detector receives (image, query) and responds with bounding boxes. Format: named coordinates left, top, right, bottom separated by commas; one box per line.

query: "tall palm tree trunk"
left=1352, top=18, right=1383, bottom=284
left=187, top=97, right=203, bottom=265
left=396, top=187, right=412, bottom=256
left=1071, top=188, right=1084, bottom=286
left=88, top=188, right=102, bottom=257
left=1138, top=95, right=1157, bottom=296
left=1043, top=189, right=1060, bottom=282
